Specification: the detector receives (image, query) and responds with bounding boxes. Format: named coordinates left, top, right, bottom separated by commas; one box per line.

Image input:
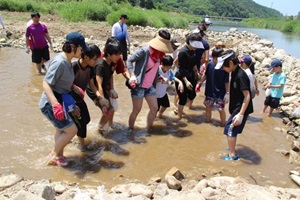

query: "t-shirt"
left=244, top=68, right=256, bottom=98
left=94, top=59, right=114, bottom=99
left=229, top=66, right=253, bottom=116
left=176, top=45, right=196, bottom=80
left=204, top=61, right=229, bottom=99
left=39, top=54, right=74, bottom=108
left=156, top=67, right=174, bottom=98
left=25, top=23, right=48, bottom=49
left=114, top=57, right=127, bottom=74
left=271, top=72, right=286, bottom=98
left=194, top=39, right=210, bottom=70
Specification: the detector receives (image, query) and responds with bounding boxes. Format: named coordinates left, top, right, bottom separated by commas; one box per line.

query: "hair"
left=31, top=12, right=40, bottom=18
left=186, top=33, right=202, bottom=45
left=62, top=43, right=79, bottom=54
left=81, top=44, right=101, bottom=59
left=161, top=55, right=174, bottom=66
left=212, top=48, right=224, bottom=58
left=249, top=62, right=255, bottom=74
left=158, top=29, right=171, bottom=40
left=104, top=37, right=122, bottom=57
left=221, top=50, right=240, bottom=68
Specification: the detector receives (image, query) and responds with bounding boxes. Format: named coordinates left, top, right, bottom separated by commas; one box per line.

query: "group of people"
left=22, top=12, right=287, bottom=166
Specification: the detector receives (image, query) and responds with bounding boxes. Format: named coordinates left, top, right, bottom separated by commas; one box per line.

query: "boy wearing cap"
left=215, top=50, right=253, bottom=161
left=127, top=29, right=173, bottom=142
left=112, top=14, right=130, bottom=66
left=262, top=59, right=286, bottom=117
left=25, top=12, right=53, bottom=74
left=39, top=32, right=90, bottom=166
left=198, top=48, right=229, bottom=126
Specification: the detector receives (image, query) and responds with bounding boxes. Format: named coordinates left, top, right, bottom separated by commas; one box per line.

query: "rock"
left=0, top=174, right=23, bottom=189
left=289, top=150, right=300, bottom=164
left=258, top=39, right=273, bottom=47
left=54, top=184, right=67, bottom=194
left=200, top=187, right=218, bottom=199
left=165, top=174, right=182, bottom=190
left=291, top=140, right=300, bottom=152
left=229, top=28, right=238, bottom=32
left=111, top=183, right=153, bottom=198
left=11, top=190, right=44, bottom=200
left=283, top=117, right=290, bottom=125
left=290, top=170, right=300, bottom=176
left=153, top=183, right=169, bottom=199
left=29, top=183, right=55, bottom=200
left=290, top=174, right=300, bottom=187
left=192, top=179, right=208, bottom=192
left=166, top=167, right=185, bottom=181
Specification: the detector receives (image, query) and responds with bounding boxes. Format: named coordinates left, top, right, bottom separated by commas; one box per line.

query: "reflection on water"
left=191, top=21, right=300, bottom=58
left=0, top=48, right=298, bottom=188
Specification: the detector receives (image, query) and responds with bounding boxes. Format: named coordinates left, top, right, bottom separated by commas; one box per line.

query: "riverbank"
left=1, top=11, right=300, bottom=199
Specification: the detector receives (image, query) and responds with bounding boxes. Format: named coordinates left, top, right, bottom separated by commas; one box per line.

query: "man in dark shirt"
left=215, top=50, right=253, bottom=161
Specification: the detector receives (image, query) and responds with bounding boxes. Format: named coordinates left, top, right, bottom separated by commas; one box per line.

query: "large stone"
left=165, top=174, right=182, bottom=190
left=166, top=167, right=184, bottom=181
left=0, top=174, right=23, bottom=189
left=11, top=190, right=44, bottom=200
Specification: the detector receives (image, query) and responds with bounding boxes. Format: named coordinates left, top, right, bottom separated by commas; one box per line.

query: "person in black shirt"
left=215, top=50, right=253, bottom=161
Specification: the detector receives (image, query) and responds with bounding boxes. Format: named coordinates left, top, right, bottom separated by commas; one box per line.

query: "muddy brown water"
left=0, top=48, right=297, bottom=188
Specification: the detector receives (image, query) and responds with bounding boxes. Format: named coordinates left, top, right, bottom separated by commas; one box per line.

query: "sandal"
left=221, top=154, right=239, bottom=161
left=47, top=154, right=69, bottom=166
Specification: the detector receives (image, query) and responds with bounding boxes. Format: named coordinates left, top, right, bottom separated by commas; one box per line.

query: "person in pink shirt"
left=25, top=12, right=53, bottom=74
left=126, top=29, right=173, bottom=142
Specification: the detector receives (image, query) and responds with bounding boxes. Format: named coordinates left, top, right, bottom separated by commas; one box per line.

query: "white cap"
left=215, top=51, right=234, bottom=69
left=190, top=40, right=204, bottom=49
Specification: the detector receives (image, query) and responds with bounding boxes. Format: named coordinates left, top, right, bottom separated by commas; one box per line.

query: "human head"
left=81, top=44, right=101, bottom=67
left=170, top=38, right=181, bottom=50
left=212, top=48, right=224, bottom=58
left=104, top=37, right=122, bottom=63
left=120, top=14, right=128, bottom=23
left=65, top=32, right=90, bottom=51
left=186, top=33, right=204, bottom=50
left=269, top=59, right=282, bottom=71
left=31, top=12, right=40, bottom=18
left=215, top=50, right=239, bottom=72
left=148, top=29, right=173, bottom=53
left=161, top=55, right=174, bottom=68
left=215, top=41, right=225, bottom=49
left=240, top=55, right=252, bottom=66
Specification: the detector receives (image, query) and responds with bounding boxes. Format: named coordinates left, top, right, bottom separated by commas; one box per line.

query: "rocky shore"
left=1, top=12, right=300, bottom=199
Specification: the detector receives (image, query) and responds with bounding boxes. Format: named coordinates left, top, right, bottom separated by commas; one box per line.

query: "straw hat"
left=215, top=41, right=226, bottom=48
left=148, top=35, right=174, bottom=53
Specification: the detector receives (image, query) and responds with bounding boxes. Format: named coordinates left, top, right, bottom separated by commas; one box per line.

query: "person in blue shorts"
left=262, top=59, right=286, bottom=117
left=215, top=50, right=253, bottom=161
left=198, top=48, right=229, bottom=126
left=39, top=32, right=90, bottom=166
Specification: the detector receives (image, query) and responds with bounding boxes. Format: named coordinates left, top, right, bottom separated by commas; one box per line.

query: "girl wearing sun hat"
left=126, top=29, right=173, bottom=142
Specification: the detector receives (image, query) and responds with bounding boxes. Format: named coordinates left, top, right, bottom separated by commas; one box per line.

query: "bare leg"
left=205, top=106, right=213, bottom=123
left=36, top=63, right=43, bottom=74
left=268, top=108, right=275, bottom=117
left=145, top=95, right=158, bottom=129
left=177, top=104, right=184, bottom=119
left=262, top=105, right=268, bottom=113
left=157, top=107, right=167, bottom=118
left=219, top=109, right=226, bottom=127
left=128, top=98, right=143, bottom=129
left=78, top=136, right=85, bottom=147
left=227, top=136, right=237, bottom=157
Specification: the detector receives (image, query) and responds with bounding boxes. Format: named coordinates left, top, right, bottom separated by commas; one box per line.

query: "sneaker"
left=47, top=154, right=69, bottom=166
left=221, top=154, right=240, bottom=161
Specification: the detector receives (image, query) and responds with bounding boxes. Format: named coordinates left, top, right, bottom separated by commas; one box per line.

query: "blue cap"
left=62, top=93, right=76, bottom=120
left=240, top=55, right=252, bottom=65
left=269, top=59, right=282, bottom=71
left=66, top=32, right=90, bottom=51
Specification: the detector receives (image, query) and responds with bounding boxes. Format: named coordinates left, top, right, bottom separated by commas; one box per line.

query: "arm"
left=43, top=80, right=59, bottom=105
left=88, top=79, right=101, bottom=98
left=95, top=75, right=105, bottom=99
left=45, top=33, right=52, bottom=47
left=112, top=23, right=117, bottom=37
left=238, top=90, right=251, bottom=116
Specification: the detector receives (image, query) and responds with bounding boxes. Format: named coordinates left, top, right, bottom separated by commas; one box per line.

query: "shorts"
left=264, top=96, right=280, bottom=108
left=204, top=96, right=225, bottom=110
left=70, top=101, right=90, bottom=138
left=120, top=39, right=127, bottom=61
left=157, top=93, right=170, bottom=110
left=131, top=86, right=156, bottom=99
left=224, top=114, right=248, bottom=137
left=41, top=103, right=74, bottom=130
left=32, top=45, right=50, bottom=64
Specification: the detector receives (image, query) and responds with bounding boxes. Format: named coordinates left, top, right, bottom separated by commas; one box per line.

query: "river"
left=0, top=47, right=298, bottom=188
left=193, top=21, right=300, bottom=59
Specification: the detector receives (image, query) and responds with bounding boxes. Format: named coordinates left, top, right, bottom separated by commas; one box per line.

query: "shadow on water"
left=236, top=144, right=262, bottom=165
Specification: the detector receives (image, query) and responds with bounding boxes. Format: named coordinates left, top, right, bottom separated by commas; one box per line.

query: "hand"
left=129, top=76, right=137, bottom=88
left=49, top=43, right=53, bottom=50
left=224, top=93, right=229, bottom=104
left=109, top=89, right=118, bottom=99
left=195, top=82, right=202, bottom=93
left=95, top=96, right=109, bottom=107
left=256, top=89, right=260, bottom=96
left=195, top=71, right=201, bottom=81
left=185, top=80, right=193, bottom=91
left=178, top=82, right=184, bottom=93
left=72, top=84, right=85, bottom=99
left=232, top=114, right=244, bottom=126
left=71, top=105, right=81, bottom=118
left=52, top=103, right=65, bottom=120
left=25, top=46, right=30, bottom=54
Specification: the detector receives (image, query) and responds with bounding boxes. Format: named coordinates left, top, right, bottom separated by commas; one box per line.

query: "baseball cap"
left=61, top=93, right=76, bottom=120
left=190, top=40, right=204, bottom=49
left=120, top=14, right=128, bottom=19
left=201, top=18, right=212, bottom=25
left=240, top=55, right=252, bottom=65
left=269, top=59, right=282, bottom=71
left=170, top=38, right=181, bottom=47
left=215, top=51, right=234, bottom=69
left=66, top=32, right=90, bottom=51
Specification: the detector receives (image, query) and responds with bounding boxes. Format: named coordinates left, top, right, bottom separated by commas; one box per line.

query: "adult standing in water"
left=39, top=32, right=90, bottom=166
left=127, top=29, right=173, bottom=142
left=112, top=14, right=130, bottom=67
left=25, top=12, right=53, bottom=74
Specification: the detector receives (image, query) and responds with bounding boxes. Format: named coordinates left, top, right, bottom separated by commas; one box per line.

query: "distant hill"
left=128, top=0, right=283, bottom=18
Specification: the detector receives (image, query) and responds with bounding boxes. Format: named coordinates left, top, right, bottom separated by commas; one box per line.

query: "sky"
left=253, top=0, right=300, bottom=16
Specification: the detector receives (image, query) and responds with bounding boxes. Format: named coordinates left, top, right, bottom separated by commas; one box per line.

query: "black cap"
left=120, top=14, right=128, bottom=19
